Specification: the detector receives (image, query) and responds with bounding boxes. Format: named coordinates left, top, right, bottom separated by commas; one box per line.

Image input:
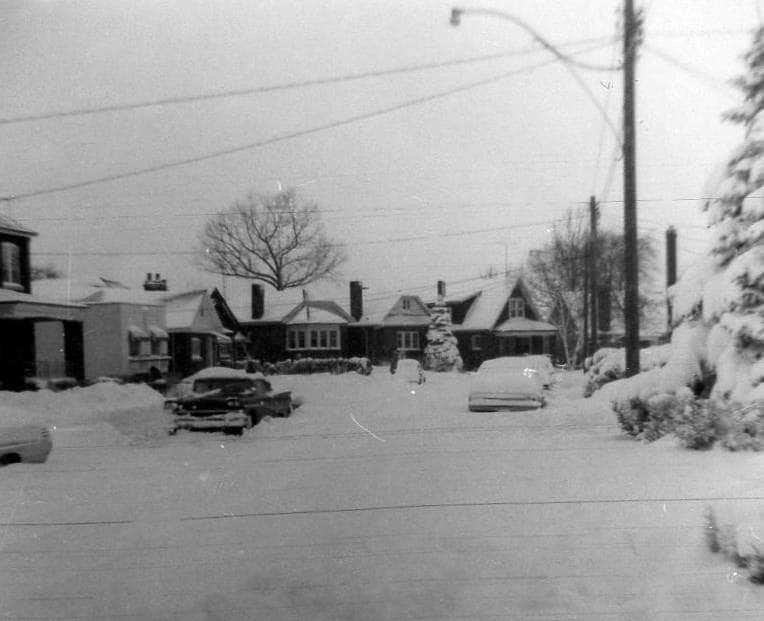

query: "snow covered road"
left=1, top=371, right=763, bottom=620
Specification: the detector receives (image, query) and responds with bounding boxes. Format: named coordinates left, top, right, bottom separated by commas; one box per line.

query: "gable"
left=382, top=295, right=431, bottom=326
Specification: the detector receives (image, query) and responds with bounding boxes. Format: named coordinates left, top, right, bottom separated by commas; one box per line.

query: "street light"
left=449, top=5, right=640, bottom=374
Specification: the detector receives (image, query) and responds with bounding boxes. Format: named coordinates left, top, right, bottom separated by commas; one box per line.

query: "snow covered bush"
left=672, top=392, right=720, bottom=450
left=705, top=506, right=764, bottom=583
left=583, top=344, right=671, bottom=397
left=718, top=401, right=764, bottom=451
left=246, top=357, right=373, bottom=376
left=423, top=303, right=462, bottom=372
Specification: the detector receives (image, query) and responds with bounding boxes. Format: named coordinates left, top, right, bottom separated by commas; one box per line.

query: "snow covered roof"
left=163, top=290, right=206, bottom=330
left=0, top=213, right=37, bottom=237
left=78, top=288, right=165, bottom=306
left=493, top=317, right=558, bottom=334
left=238, top=281, right=354, bottom=324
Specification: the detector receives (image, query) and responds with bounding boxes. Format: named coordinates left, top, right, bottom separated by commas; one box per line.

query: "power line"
left=1, top=42, right=613, bottom=203
left=0, top=37, right=615, bottom=126
left=30, top=215, right=569, bottom=258
left=643, top=45, right=736, bottom=98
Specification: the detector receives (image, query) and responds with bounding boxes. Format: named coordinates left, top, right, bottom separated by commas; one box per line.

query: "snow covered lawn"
left=0, top=369, right=762, bottom=619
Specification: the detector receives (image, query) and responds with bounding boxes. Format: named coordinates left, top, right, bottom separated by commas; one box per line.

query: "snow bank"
left=583, top=343, right=672, bottom=397
left=0, top=382, right=164, bottom=427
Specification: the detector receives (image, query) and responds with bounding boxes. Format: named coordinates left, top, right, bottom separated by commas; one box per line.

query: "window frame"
left=286, top=326, right=341, bottom=351
left=470, top=334, right=482, bottom=351
left=396, top=330, right=420, bottom=351
left=1, top=241, right=22, bottom=289
left=508, top=297, right=525, bottom=318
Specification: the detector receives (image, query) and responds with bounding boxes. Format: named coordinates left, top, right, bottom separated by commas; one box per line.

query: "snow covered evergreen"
left=423, top=303, right=463, bottom=372
left=669, top=26, right=764, bottom=406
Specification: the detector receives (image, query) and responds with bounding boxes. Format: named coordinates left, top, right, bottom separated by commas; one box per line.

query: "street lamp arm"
left=450, top=6, right=621, bottom=143
left=450, top=7, right=622, bottom=72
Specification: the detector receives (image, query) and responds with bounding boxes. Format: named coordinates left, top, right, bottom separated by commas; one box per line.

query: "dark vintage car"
left=0, top=425, right=52, bottom=465
left=167, top=369, right=292, bottom=435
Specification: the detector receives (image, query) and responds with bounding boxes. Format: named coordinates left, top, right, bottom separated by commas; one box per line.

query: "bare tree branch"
left=197, top=188, right=346, bottom=290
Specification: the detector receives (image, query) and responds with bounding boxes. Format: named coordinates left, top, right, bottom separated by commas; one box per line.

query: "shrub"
left=704, top=507, right=764, bottom=583
left=244, top=357, right=373, bottom=376
left=719, top=402, right=764, bottom=451
left=672, top=395, right=720, bottom=450
left=612, top=392, right=679, bottom=442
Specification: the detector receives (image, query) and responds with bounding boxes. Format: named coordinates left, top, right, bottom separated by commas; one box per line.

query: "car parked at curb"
left=166, top=367, right=292, bottom=435
left=468, top=356, right=547, bottom=412
left=0, top=425, right=52, bottom=465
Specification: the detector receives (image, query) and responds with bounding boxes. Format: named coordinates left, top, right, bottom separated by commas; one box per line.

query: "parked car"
left=394, top=358, right=426, bottom=385
left=468, top=357, right=547, bottom=412
left=518, top=354, right=556, bottom=389
left=167, top=367, right=292, bottom=435
left=0, top=425, right=52, bottom=465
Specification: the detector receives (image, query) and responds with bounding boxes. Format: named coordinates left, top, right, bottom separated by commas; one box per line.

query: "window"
left=151, top=338, right=168, bottom=356
left=402, top=297, right=411, bottom=310
left=129, top=335, right=141, bottom=357
left=286, top=327, right=341, bottom=351
left=1, top=241, right=21, bottom=288
left=508, top=297, right=525, bottom=318
left=191, top=337, right=202, bottom=361
left=396, top=331, right=420, bottom=350
left=470, top=334, right=482, bottom=351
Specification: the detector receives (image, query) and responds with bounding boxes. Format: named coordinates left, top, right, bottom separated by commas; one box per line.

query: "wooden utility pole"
left=665, top=226, right=677, bottom=330
left=589, top=196, right=599, bottom=353
left=623, top=0, right=641, bottom=376
left=582, top=241, right=589, bottom=361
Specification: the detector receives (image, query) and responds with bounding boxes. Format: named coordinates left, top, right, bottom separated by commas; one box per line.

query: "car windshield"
left=193, top=378, right=252, bottom=394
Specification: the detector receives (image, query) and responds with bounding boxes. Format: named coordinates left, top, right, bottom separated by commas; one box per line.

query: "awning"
left=128, top=325, right=149, bottom=339
left=149, top=325, right=169, bottom=339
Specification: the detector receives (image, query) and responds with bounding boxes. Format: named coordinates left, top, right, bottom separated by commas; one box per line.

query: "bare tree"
left=198, top=189, right=346, bottom=290
left=525, top=208, right=657, bottom=366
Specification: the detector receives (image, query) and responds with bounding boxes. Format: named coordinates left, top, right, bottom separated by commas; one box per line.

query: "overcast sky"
left=0, top=1, right=758, bottom=319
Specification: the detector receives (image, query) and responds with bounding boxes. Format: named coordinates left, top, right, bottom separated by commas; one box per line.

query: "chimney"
left=251, top=283, right=264, bottom=319
left=349, top=281, right=363, bottom=321
left=436, top=280, right=446, bottom=303
left=143, top=272, right=167, bottom=291
left=666, top=226, right=677, bottom=328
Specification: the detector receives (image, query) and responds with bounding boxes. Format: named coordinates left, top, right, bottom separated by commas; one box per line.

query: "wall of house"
left=83, top=304, right=123, bottom=380
left=121, top=304, right=169, bottom=380
left=170, top=332, right=216, bottom=378
left=378, top=326, right=429, bottom=363
left=244, top=323, right=286, bottom=362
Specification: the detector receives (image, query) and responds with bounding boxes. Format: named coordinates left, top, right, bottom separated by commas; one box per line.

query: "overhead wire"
left=0, top=41, right=615, bottom=203
left=0, top=36, right=615, bottom=126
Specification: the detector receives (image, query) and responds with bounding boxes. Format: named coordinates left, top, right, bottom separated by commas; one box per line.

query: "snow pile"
left=0, top=382, right=164, bottom=427
left=583, top=343, right=672, bottom=397
left=422, top=303, right=462, bottom=372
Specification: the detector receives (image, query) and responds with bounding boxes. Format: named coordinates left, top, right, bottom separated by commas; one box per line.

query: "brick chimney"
left=143, top=272, right=167, bottom=291
left=436, top=280, right=446, bottom=303
left=251, top=283, right=264, bottom=319
left=349, top=281, right=363, bottom=321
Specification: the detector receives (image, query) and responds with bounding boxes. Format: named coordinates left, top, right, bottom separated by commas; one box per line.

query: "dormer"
left=0, top=214, right=36, bottom=294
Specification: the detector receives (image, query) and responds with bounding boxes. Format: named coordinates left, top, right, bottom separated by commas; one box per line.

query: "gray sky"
left=0, top=0, right=757, bottom=318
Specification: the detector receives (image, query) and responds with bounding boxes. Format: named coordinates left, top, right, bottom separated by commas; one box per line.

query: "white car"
left=518, top=354, right=556, bottom=389
left=468, top=357, right=547, bottom=412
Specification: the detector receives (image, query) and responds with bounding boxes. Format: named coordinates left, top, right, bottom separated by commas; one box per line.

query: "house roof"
left=163, top=290, right=206, bottom=330
left=283, top=300, right=352, bottom=325
left=0, top=214, right=37, bottom=238
left=453, top=276, right=545, bottom=331
left=492, top=317, right=558, bottom=334
left=0, top=287, right=85, bottom=322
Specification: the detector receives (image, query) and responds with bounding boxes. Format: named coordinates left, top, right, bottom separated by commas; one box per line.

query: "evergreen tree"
left=672, top=27, right=764, bottom=404
left=423, top=303, right=463, bottom=372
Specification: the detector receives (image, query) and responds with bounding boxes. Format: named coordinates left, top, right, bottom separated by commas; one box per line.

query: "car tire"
left=0, top=453, right=22, bottom=466
left=248, top=411, right=261, bottom=426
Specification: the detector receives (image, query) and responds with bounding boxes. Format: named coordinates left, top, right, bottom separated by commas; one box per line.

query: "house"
left=240, top=283, right=355, bottom=361
left=33, top=274, right=242, bottom=381
left=352, top=289, right=432, bottom=363
left=440, top=276, right=559, bottom=370
left=0, top=215, right=85, bottom=389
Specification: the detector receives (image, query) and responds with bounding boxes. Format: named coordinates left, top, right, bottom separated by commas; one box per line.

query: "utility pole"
left=665, top=226, right=677, bottom=331
left=623, top=0, right=641, bottom=376
left=583, top=241, right=589, bottom=361
left=589, top=196, right=599, bottom=354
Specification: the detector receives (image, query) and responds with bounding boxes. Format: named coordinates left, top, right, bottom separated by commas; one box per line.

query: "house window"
left=191, top=337, right=202, bottom=361
left=396, top=331, right=420, bottom=350
left=1, top=241, right=22, bottom=289
left=286, top=327, right=341, bottom=351
left=402, top=298, right=411, bottom=310
left=151, top=338, right=168, bottom=356
left=508, top=297, right=525, bottom=318
left=471, top=334, right=482, bottom=351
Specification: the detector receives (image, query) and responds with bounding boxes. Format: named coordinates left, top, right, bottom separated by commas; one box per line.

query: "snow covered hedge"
left=244, top=357, right=373, bottom=376
left=583, top=344, right=672, bottom=397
